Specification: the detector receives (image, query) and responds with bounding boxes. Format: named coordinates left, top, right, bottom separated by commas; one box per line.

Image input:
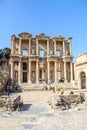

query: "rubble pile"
left=49, top=92, right=86, bottom=110
left=0, top=95, right=22, bottom=111
left=6, top=95, right=21, bottom=111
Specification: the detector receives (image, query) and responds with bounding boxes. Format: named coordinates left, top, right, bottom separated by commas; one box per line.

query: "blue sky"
left=0, top=0, right=87, bottom=62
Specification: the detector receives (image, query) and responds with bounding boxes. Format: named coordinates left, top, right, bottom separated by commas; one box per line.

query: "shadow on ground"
left=20, top=103, right=32, bottom=111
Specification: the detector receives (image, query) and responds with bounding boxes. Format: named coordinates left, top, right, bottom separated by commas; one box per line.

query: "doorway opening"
left=23, top=72, right=27, bottom=82
left=80, top=72, right=86, bottom=89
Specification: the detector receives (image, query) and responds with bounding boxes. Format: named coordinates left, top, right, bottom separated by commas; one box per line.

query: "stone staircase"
left=21, top=82, right=77, bottom=91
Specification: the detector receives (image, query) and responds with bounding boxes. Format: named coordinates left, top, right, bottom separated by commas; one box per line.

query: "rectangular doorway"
left=23, top=72, right=27, bottom=82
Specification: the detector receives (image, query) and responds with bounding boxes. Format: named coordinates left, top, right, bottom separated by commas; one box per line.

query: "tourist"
left=60, top=87, right=64, bottom=94
left=7, top=84, right=10, bottom=96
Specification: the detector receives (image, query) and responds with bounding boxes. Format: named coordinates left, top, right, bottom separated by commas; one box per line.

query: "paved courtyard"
left=0, top=90, right=87, bottom=130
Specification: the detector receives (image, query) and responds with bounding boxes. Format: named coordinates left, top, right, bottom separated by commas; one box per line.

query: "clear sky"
left=0, top=0, right=87, bottom=62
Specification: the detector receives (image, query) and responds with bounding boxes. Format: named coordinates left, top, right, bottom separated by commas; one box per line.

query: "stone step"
left=21, top=83, right=76, bottom=91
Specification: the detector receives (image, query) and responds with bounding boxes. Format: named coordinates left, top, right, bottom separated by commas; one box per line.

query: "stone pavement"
left=0, top=91, right=87, bottom=130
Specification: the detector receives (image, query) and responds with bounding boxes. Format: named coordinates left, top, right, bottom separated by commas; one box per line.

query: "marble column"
left=63, top=40, right=65, bottom=56
left=29, top=38, right=31, bottom=55
left=64, top=61, right=67, bottom=82
left=70, top=42, right=72, bottom=56
left=47, top=39, right=49, bottom=55
left=47, top=61, right=50, bottom=83
left=54, top=40, right=56, bottom=55
left=28, top=61, right=31, bottom=83
left=42, top=69, right=45, bottom=79
left=36, top=61, right=39, bottom=83
left=54, top=61, right=57, bottom=83
left=58, top=63, right=61, bottom=80
left=11, top=61, right=14, bottom=80
left=36, top=39, right=39, bottom=55
left=18, top=61, right=21, bottom=85
left=70, top=62, right=73, bottom=82
left=11, top=39, right=14, bottom=55
left=19, top=38, right=21, bottom=55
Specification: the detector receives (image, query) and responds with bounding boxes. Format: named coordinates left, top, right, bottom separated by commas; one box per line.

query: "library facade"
left=10, top=32, right=74, bottom=86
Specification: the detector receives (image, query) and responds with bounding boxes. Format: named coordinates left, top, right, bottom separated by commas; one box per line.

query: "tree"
left=3, top=48, right=11, bottom=59
left=0, top=49, right=3, bottom=59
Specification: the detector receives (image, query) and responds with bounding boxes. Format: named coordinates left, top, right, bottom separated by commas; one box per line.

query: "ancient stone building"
left=10, top=32, right=74, bottom=87
left=75, top=53, right=87, bottom=89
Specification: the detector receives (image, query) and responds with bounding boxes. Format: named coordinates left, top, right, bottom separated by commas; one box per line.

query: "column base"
left=18, top=80, right=21, bottom=86
left=70, top=80, right=74, bottom=83
left=64, top=79, right=68, bottom=83
left=36, top=80, right=39, bottom=84
left=28, top=80, right=31, bottom=84
left=47, top=80, right=51, bottom=84
left=54, top=80, right=58, bottom=84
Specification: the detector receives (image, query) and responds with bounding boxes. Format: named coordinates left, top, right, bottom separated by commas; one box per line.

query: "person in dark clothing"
left=7, top=85, right=10, bottom=96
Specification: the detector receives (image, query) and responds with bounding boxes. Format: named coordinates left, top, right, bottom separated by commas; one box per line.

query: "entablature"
left=63, top=55, right=73, bottom=62
left=10, top=56, right=21, bottom=62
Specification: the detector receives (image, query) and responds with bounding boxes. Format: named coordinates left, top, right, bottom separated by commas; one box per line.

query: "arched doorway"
left=80, top=72, right=86, bottom=89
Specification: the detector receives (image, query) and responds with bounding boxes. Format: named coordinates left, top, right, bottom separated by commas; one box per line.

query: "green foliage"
left=0, top=47, right=11, bottom=59
left=0, top=102, right=6, bottom=107
left=0, top=49, right=3, bottom=59
left=3, top=48, right=11, bottom=59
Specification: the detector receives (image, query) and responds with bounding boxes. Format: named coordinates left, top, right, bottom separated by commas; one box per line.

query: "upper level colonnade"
left=11, top=32, right=72, bottom=58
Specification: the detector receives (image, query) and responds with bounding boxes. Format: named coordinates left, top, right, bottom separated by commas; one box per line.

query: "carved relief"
left=53, top=35, right=65, bottom=40
left=14, top=63, right=18, bottom=70
left=35, top=33, right=50, bottom=39
left=12, top=56, right=20, bottom=61
left=18, top=32, right=32, bottom=38
left=22, top=43, right=28, bottom=50
left=22, top=57, right=28, bottom=61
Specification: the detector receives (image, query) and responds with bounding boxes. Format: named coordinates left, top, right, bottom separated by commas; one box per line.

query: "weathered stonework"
left=10, top=32, right=74, bottom=87
left=75, top=53, right=87, bottom=89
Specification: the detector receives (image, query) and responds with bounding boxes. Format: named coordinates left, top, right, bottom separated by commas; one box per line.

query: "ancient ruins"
left=10, top=32, right=74, bottom=89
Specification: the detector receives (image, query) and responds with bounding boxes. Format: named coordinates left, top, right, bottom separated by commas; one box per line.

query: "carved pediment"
left=35, top=33, right=50, bottom=39
left=18, top=32, right=32, bottom=38
left=53, top=35, right=65, bottom=40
